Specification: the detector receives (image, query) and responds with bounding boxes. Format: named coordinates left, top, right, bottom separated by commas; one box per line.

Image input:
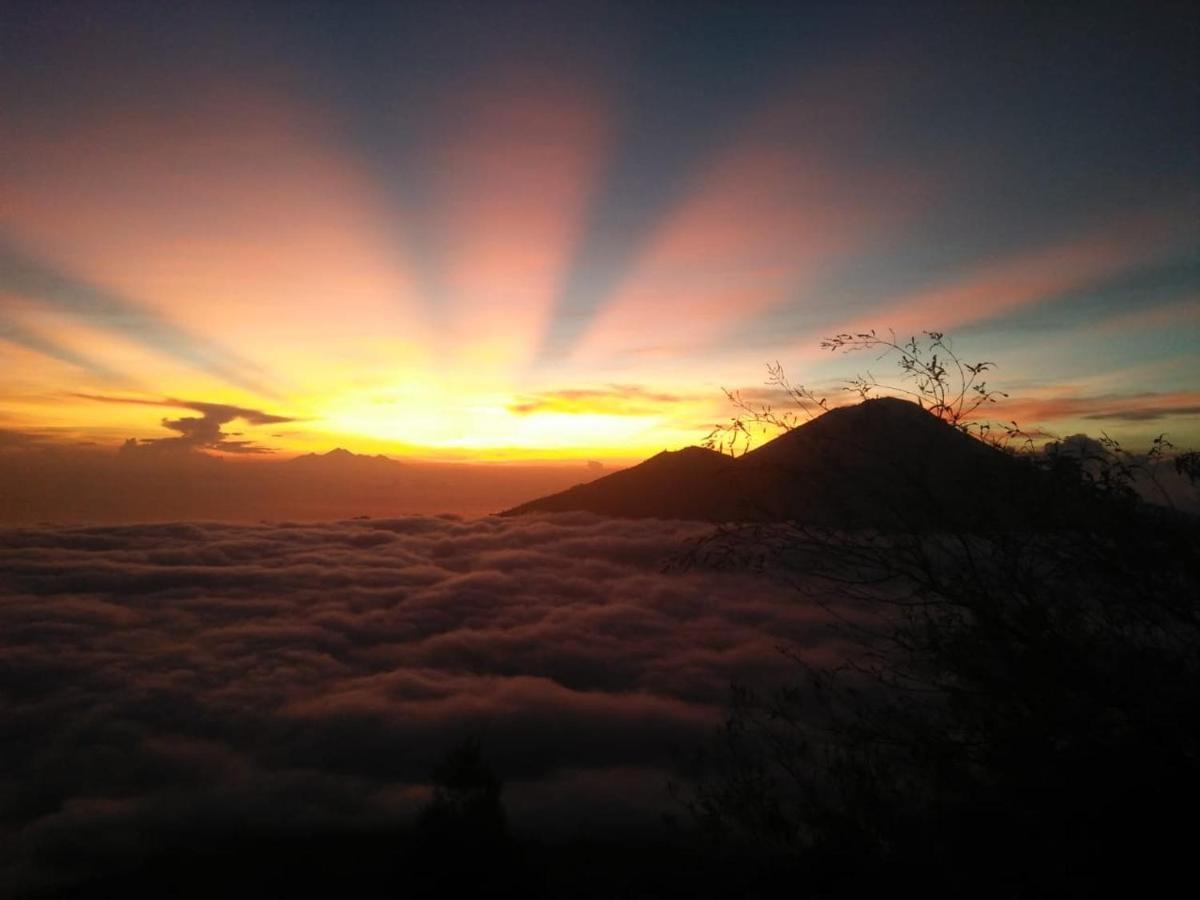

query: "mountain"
left=287, top=448, right=404, bottom=472
left=502, top=398, right=1035, bottom=528
left=502, top=446, right=739, bottom=520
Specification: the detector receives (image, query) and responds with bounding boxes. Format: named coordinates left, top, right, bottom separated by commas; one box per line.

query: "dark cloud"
left=508, top=385, right=686, bottom=416
left=76, top=394, right=294, bottom=454
left=0, top=514, right=830, bottom=892
left=0, top=428, right=52, bottom=449
left=998, top=391, right=1200, bottom=427
left=1082, top=405, right=1200, bottom=422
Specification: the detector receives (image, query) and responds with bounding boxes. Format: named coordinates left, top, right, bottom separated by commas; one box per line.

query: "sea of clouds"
left=0, top=513, right=841, bottom=890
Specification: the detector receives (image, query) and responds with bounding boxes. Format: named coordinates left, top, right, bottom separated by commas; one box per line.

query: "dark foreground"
left=17, top=819, right=1191, bottom=899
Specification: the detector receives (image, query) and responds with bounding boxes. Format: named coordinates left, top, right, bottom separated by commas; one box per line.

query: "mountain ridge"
left=288, top=447, right=401, bottom=465
left=501, top=398, right=1033, bottom=528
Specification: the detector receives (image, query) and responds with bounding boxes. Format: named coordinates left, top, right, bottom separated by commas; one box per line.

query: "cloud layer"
left=0, top=514, right=833, bottom=891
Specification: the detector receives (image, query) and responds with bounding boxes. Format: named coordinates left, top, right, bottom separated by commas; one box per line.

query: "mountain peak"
left=808, top=395, right=948, bottom=428
left=504, top=398, right=1028, bottom=527
left=288, top=447, right=400, bottom=468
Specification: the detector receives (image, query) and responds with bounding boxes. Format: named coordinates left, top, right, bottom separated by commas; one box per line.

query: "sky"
left=1, top=0, right=1197, bottom=462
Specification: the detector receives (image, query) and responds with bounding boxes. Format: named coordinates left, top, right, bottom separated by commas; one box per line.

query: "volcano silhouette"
left=503, top=398, right=1035, bottom=528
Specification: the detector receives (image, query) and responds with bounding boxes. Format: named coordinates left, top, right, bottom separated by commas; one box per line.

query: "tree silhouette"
left=417, top=737, right=508, bottom=846
left=704, top=330, right=1023, bottom=458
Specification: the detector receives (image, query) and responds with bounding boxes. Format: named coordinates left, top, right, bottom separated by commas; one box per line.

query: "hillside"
left=502, top=445, right=740, bottom=520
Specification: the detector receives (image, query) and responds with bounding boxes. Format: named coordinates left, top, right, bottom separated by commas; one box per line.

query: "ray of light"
left=428, top=76, right=611, bottom=376
left=0, top=80, right=428, bottom=397
left=0, top=306, right=127, bottom=383
left=820, top=220, right=1178, bottom=347
left=567, top=68, right=923, bottom=365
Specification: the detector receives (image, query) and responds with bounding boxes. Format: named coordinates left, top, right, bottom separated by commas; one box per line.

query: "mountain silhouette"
left=287, top=448, right=404, bottom=471
left=503, top=398, right=1035, bottom=528
left=502, top=445, right=738, bottom=520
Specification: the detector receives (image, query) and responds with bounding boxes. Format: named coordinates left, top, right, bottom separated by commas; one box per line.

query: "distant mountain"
left=287, top=448, right=403, bottom=470
left=503, top=398, right=1036, bottom=528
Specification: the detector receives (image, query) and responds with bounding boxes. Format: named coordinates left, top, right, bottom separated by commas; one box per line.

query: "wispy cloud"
left=995, top=390, right=1200, bottom=428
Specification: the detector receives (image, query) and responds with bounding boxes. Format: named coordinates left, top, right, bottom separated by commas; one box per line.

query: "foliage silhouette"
left=409, top=737, right=521, bottom=896
left=704, top=330, right=1019, bottom=458
left=820, top=329, right=1007, bottom=433
left=678, top=330, right=1200, bottom=895
left=417, top=736, right=508, bottom=845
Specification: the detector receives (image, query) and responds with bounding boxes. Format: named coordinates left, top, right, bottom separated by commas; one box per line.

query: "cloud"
left=508, top=385, right=685, bottom=416
left=75, top=394, right=294, bottom=454
left=1081, top=406, right=1200, bottom=423
left=0, top=428, right=53, bottom=450
left=0, top=514, right=831, bottom=890
left=994, top=390, right=1200, bottom=427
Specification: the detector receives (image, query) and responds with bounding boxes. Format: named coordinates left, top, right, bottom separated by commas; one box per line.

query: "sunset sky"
left=2, top=0, right=1196, bottom=461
